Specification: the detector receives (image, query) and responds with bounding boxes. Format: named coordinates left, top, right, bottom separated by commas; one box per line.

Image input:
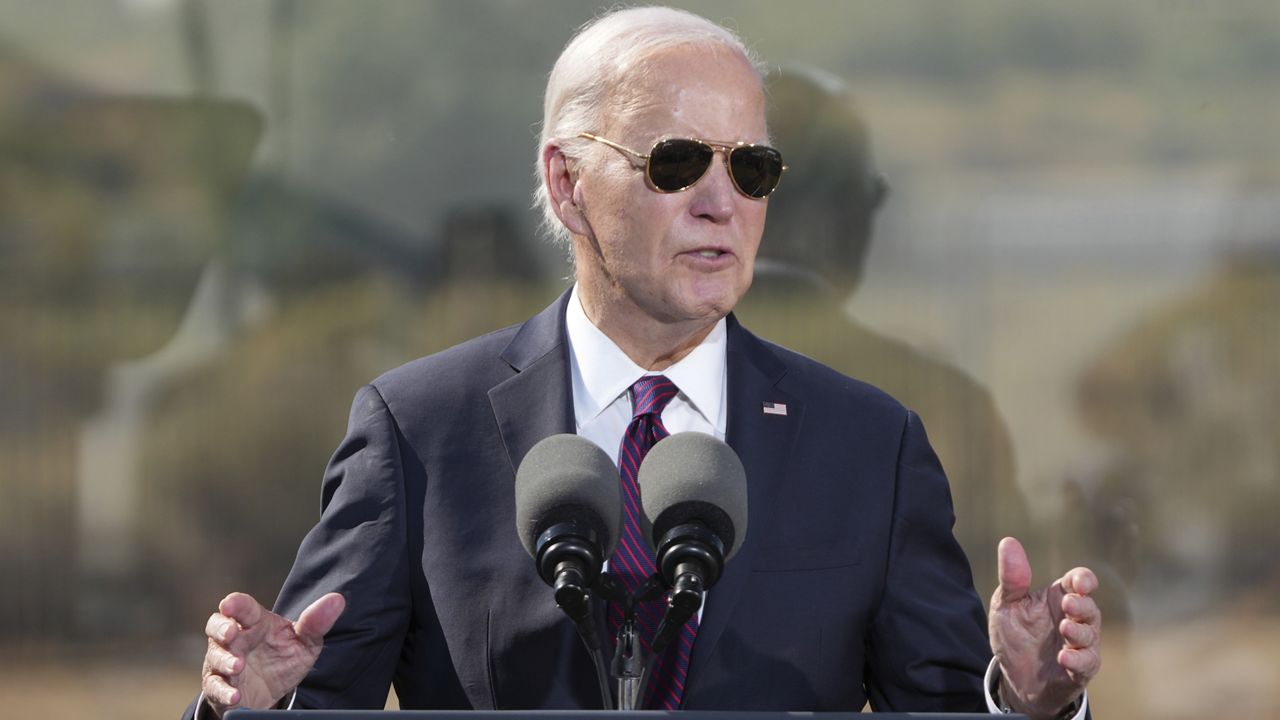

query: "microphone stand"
left=593, top=526, right=721, bottom=709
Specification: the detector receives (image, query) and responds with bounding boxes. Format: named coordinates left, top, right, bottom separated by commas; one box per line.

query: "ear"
left=543, top=142, right=591, bottom=237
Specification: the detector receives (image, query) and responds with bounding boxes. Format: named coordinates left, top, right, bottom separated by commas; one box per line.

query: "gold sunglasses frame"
left=578, top=132, right=787, bottom=199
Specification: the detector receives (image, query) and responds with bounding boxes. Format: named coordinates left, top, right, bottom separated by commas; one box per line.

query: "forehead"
left=602, top=44, right=767, bottom=142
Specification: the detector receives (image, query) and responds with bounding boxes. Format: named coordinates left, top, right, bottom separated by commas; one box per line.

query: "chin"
left=672, top=290, right=743, bottom=322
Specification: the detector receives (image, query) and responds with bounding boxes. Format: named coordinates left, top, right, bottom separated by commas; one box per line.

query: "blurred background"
left=0, top=1, right=1276, bottom=718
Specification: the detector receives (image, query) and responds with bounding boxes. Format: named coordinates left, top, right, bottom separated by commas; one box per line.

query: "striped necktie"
left=610, top=374, right=698, bottom=709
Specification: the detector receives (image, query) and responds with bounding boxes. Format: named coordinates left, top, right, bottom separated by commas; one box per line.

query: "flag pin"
left=762, top=401, right=788, bottom=416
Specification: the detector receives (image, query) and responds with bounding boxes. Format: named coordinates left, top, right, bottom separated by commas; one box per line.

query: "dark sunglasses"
left=578, top=132, right=787, bottom=199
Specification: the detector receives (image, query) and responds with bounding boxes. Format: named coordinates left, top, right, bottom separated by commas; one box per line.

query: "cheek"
left=620, top=197, right=680, bottom=254
left=589, top=179, right=655, bottom=242
left=742, top=206, right=768, bottom=256
left=582, top=160, right=635, bottom=213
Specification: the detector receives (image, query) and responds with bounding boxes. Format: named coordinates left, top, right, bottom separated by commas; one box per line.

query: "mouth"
left=677, top=246, right=737, bottom=271
left=682, top=246, right=733, bottom=259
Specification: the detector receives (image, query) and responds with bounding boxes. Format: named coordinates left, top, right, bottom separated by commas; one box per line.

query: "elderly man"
left=191, top=7, right=1100, bottom=719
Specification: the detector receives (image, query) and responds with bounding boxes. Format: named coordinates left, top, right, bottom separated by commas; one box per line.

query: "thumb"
left=294, top=592, right=346, bottom=645
left=996, top=537, right=1033, bottom=605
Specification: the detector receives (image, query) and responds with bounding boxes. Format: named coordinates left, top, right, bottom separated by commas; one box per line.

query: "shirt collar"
left=565, top=284, right=726, bottom=428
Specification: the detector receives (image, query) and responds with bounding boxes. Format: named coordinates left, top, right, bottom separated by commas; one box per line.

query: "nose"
left=688, top=149, right=736, bottom=223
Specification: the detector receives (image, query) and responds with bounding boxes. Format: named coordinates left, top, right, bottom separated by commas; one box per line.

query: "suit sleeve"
left=274, top=383, right=414, bottom=708
left=864, top=410, right=992, bottom=712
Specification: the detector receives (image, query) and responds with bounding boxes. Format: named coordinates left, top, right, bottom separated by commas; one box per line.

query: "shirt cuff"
left=984, top=658, right=1088, bottom=719
left=195, top=689, right=298, bottom=719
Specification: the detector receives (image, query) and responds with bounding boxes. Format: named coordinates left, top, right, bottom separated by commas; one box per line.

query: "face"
left=569, top=45, right=770, bottom=331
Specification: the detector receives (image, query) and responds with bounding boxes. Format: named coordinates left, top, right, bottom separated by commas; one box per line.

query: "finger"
left=205, top=612, right=238, bottom=646
left=203, top=672, right=242, bottom=709
left=996, top=537, right=1032, bottom=604
left=219, top=593, right=278, bottom=654
left=1062, top=592, right=1102, bottom=626
left=295, top=592, right=346, bottom=645
left=1059, top=618, right=1096, bottom=650
left=205, top=643, right=244, bottom=677
left=1058, top=646, right=1101, bottom=683
left=219, top=592, right=267, bottom=628
left=1059, top=566, right=1098, bottom=596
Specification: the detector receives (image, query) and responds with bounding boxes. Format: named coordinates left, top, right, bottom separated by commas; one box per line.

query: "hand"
left=988, top=537, right=1101, bottom=720
left=201, top=591, right=346, bottom=719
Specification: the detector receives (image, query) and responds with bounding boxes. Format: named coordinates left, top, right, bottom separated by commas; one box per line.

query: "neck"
left=576, top=286, right=720, bottom=372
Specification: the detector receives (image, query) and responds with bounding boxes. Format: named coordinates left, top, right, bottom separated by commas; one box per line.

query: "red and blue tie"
left=610, top=374, right=698, bottom=709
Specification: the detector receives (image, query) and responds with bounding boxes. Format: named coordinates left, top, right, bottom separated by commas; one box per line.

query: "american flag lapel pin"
left=762, top=401, right=788, bottom=416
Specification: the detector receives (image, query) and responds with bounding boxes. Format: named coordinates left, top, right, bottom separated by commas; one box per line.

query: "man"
left=192, top=7, right=1100, bottom=719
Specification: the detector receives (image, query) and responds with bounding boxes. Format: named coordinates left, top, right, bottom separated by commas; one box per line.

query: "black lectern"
left=227, top=711, right=1024, bottom=720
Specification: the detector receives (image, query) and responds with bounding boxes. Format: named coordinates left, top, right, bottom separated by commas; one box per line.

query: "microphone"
left=514, top=433, right=621, bottom=605
left=514, top=433, right=620, bottom=708
left=636, top=432, right=747, bottom=653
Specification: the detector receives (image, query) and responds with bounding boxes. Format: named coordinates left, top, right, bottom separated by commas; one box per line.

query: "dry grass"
left=0, top=652, right=400, bottom=719
left=1092, top=614, right=1280, bottom=720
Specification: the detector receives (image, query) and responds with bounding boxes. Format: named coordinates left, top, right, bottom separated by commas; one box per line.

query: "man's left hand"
left=988, top=536, right=1101, bottom=719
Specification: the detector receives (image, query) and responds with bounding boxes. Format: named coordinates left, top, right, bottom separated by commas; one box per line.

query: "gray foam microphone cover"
left=636, top=432, right=748, bottom=560
left=514, top=433, right=622, bottom=559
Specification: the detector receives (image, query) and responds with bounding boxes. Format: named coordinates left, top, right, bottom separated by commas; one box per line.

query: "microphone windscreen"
left=636, top=432, right=748, bottom=560
left=514, top=433, right=622, bottom=559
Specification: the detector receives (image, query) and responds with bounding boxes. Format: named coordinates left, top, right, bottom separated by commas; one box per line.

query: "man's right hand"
left=201, top=591, right=346, bottom=719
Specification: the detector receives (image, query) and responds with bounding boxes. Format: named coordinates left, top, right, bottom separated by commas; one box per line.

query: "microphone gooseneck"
left=514, top=433, right=622, bottom=709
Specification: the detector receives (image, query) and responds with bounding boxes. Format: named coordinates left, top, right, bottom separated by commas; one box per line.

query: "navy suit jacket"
left=205, top=290, right=992, bottom=713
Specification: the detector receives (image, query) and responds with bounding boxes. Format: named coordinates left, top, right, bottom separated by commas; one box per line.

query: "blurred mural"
left=0, top=1, right=1277, bottom=718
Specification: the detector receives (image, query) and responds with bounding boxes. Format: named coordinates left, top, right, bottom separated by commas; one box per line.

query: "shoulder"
left=372, top=323, right=522, bottom=398
left=351, top=325, right=535, bottom=440
left=367, top=288, right=570, bottom=406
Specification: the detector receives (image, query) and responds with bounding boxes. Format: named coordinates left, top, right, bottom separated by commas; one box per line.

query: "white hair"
left=533, top=5, right=764, bottom=249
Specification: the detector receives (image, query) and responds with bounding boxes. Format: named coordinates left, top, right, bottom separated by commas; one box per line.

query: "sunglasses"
left=578, top=132, right=787, bottom=199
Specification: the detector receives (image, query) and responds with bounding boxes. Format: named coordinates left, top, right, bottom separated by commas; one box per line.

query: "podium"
left=227, top=707, right=1029, bottom=712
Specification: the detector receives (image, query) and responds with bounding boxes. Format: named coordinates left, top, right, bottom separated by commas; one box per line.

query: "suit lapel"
left=686, top=315, right=804, bottom=700
left=488, top=289, right=577, bottom=475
